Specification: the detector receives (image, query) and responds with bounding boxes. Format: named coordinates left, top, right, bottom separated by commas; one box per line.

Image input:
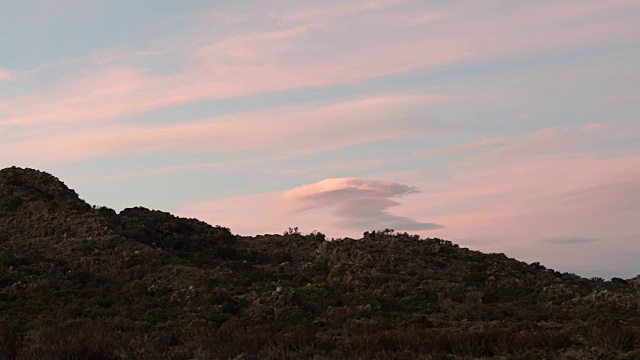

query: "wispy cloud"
left=1, top=93, right=449, bottom=164
left=392, top=123, right=640, bottom=274
left=472, top=123, right=638, bottom=161
left=284, top=178, right=443, bottom=231
left=557, top=180, right=640, bottom=213
left=543, top=237, right=601, bottom=245
left=0, top=69, right=10, bottom=81
left=2, top=1, right=639, bottom=126
left=418, top=136, right=507, bottom=158
left=514, top=113, right=535, bottom=120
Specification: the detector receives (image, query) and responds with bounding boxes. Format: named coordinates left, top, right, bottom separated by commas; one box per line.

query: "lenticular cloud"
left=284, top=178, right=443, bottom=231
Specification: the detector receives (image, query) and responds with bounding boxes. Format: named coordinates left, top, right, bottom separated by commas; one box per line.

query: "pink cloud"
left=0, top=69, right=10, bottom=81
left=393, top=127, right=640, bottom=274
left=581, top=123, right=607, bottom=132
left=2, top=1, right=638, bottom=126
left=178, top=177, right=442, bottom=238
left=174, top=122, right=640, bottom=242
left=1, top=66, right=166, bottom=125
left=472, top=123, right=638, bottom=162
left=1, top=93, right=448, bottom=164
left=283, top=177, right=442, bottom=231
left=177, top=122, right=640, bottom=245
left=439, top=168, right=640, bottom=271
left=172, top=122, right=640, bottom=276
left=417, top=136, right=507, bottom=159
left=283, top=0, right=405, bottom=21
left=514, top=113, right=534, bottom=120
left=284, top=178, right=418, bottom=210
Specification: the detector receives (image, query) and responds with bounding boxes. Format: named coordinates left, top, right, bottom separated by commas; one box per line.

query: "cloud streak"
left=284, top=178, right=443, bottom=231
left=0, top=69, right=10, bottom=81
left=543, top=237, right=601, bottom=245
left=2, top=1, right=639, bottom=126
left=1, top=93, right=450, bottom=164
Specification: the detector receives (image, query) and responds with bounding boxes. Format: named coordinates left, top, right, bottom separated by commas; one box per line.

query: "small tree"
left=284, top=227, right=301, bottom=236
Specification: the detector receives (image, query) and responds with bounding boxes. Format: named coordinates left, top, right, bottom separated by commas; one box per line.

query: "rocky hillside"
left=0, top=167, right=638, bottom=359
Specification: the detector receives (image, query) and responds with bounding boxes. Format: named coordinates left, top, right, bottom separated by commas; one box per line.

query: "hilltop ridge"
left=0, top=167, right=638, bottom=359
left=0, top=166, right=90, bottom=212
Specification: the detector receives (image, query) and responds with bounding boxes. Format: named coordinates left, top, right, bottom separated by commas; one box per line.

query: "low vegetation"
left=0, top=167, right=638, bottom=359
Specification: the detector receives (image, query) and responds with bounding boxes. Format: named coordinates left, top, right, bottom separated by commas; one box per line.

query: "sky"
left=1, top=0, right=639, bottom=279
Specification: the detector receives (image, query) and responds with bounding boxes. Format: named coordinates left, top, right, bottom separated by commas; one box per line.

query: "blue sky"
left=1, top=0, right=639, bottom=278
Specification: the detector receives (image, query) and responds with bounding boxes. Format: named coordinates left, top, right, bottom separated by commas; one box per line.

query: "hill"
left=0, top=167, right=638, bottom=359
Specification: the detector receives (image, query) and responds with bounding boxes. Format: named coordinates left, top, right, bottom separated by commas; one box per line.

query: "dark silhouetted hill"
left=0, top=167, right=638, bottom=359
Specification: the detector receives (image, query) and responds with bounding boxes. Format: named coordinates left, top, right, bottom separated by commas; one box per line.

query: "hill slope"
left=0, top=167, right=638, bottom=359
